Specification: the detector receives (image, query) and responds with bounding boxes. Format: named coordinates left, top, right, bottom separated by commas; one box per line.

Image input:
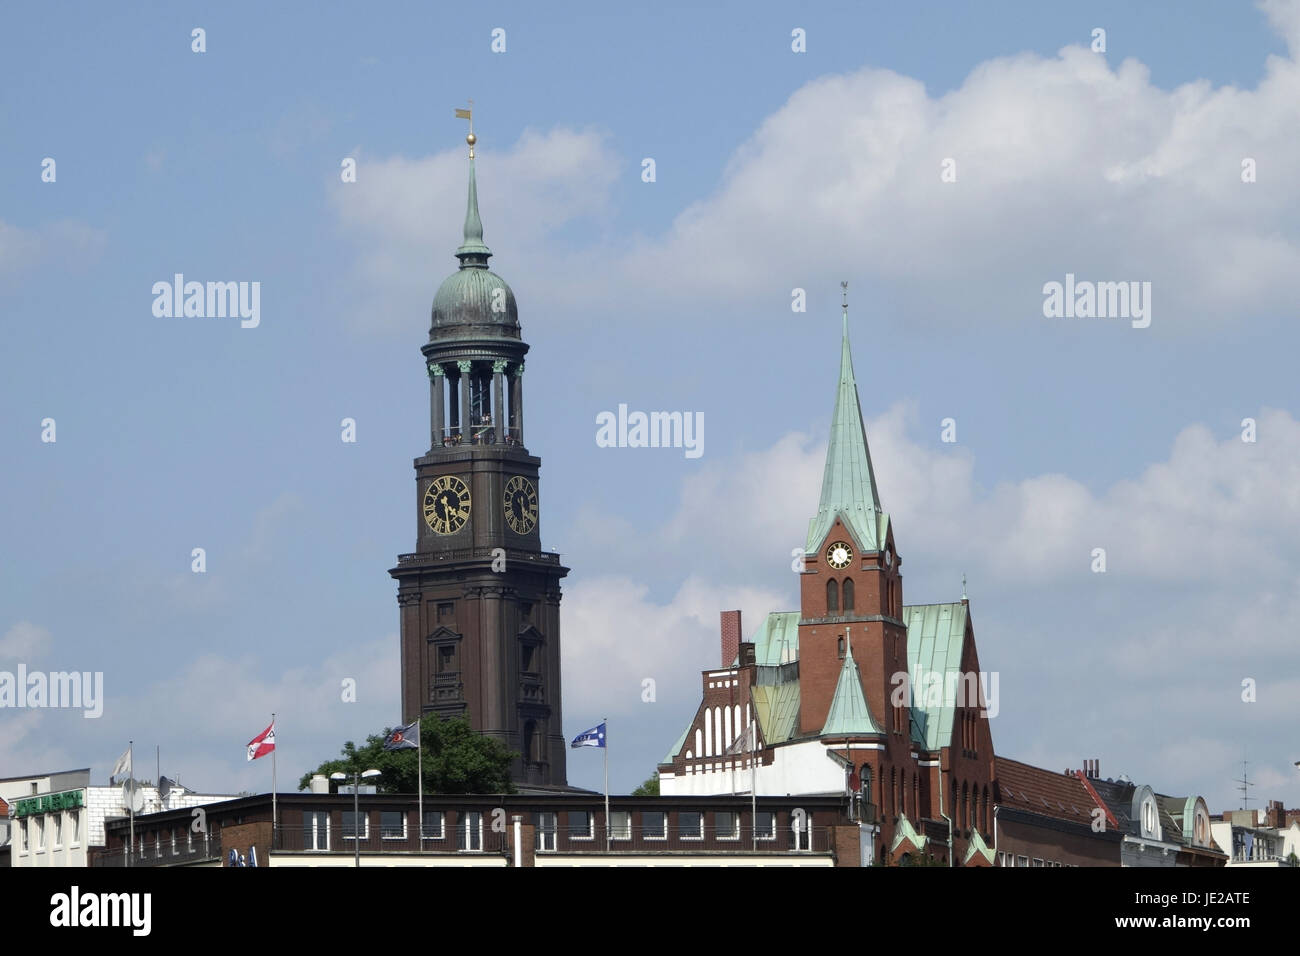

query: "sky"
left=1, top=0, right=1298, bottom=813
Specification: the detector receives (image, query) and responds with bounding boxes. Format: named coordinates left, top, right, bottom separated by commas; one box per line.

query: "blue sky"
left=2, top=1, right=1298, bottom=812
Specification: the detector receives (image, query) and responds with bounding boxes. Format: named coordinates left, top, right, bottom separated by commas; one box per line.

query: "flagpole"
left=417, top=717, right=424, bottom=850
left=750, top=722, right=756, bottom=852
left=603, top=717, right=610, bottom=853
left=271, top=713, right=278, bottom=841
left=128, top=740, right=134, bottom=867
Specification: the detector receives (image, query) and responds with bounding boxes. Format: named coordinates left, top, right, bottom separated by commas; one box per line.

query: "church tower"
left=797, top=286, right=908, bottom=747
left=390, top=120, right=568, bottom=787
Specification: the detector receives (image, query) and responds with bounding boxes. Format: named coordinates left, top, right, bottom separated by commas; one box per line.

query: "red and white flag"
left=247, top=721, right=275, bottom=761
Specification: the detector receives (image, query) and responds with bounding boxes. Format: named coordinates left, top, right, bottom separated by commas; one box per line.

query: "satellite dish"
left=121, top=779, right=145, bottom=813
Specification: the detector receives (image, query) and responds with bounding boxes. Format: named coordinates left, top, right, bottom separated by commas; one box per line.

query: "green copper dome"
left=429, top=154, right=521, bottom=341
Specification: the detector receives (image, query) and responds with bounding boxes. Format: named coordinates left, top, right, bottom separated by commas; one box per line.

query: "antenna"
left=1235, top=759, right=1254, bottom=810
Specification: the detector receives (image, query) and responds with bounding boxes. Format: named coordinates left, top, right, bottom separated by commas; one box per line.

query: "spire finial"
left=453, top=102, right=491, bottom=266
left=841, top=281, right=849, bottom=335
left=455, top=101, right=475, bottom=157
left=962, top=573, right=968, bottom=603
left=845, top=626, right=852, bottom=659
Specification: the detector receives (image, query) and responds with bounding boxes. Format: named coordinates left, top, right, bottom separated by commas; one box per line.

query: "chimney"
left=720, top=610, right=742, bottom=667
left=1268, top=800, right=1284, bottom=828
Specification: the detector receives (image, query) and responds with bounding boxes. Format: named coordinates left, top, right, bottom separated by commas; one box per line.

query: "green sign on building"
left=14, top=789, right=84, bottom=818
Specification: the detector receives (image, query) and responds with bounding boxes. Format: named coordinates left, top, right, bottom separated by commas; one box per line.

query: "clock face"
left=826, top=541, right=854, bottom=570
left=504, top=475, right=538, bottom=534
left=423, top=475, right=472, bottom=535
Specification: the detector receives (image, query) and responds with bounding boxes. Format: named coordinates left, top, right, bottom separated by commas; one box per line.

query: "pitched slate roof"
left=994, top=757, right=1099, bottom=826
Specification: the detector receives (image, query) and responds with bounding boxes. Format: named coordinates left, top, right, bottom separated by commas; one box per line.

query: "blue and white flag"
left=571, top=723, right=606, bottom=749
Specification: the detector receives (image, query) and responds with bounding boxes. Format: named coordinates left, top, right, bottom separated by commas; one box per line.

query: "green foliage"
left=630, top=774, right=660, bottom=796
left=298, top=714, right=516, bottom=795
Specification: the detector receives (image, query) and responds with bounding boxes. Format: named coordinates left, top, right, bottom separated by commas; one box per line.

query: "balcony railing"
left=93, top=833, right=223, bottom=867
left=272, top=825, right=507, bottom=855
left=436, top=426, right=523, bottom=448
left=534, top=825, right=832, bottom=854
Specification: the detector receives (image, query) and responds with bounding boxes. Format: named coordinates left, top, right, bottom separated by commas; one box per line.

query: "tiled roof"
left=994, top=757, right=1099, bottom=826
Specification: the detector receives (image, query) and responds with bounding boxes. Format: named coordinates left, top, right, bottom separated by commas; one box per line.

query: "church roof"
left=805, top=314, right=884, bottom=554
left=752, top=681, right=802, bottom=746
left=820, top=635, right=883, bottom=737
left=429, top=151, right=521, bottom=342
left=749, top=611, right=800, bottom=666
left=903, top=602, right=969, bottom=752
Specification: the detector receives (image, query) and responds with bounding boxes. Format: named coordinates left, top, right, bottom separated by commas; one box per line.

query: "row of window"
left=296, top=808, right=788, bottom=851
left=17, top=811, right=81, bottom=854
left=997, top=852, right=1075, bottom=867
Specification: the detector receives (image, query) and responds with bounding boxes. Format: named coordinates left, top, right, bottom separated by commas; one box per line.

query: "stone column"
left=457, top=360, right=472, bottom=442
left=492, top=360, right=506, bottom=444
left=512, top=362, right=525, bottom=446
left=428, top=362, right=445, bottom=448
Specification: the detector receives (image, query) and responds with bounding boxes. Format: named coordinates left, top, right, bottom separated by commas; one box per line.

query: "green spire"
left=455, top=154, right=492, bottom=267
left=805, top=287, right=883, bottom=553
left=821, top=628, right=882, bottom=736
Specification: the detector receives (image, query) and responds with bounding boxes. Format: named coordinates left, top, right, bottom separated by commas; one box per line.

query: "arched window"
left=890, top=768, right=897, bottom=817
left=961, top=781, right=969, bottom=832
left=842, top=578, right=854, bottom=612
left=522, top=720, right=537, bottom=764
left=861, top=765, right=872, bottom=804
left=912, top=774, right=920, bottom=820
left=826, top=578, right=839, bottom=615
left=837, top=636, right=845, bottom=659
left=982, top=785, right=990, bottom=833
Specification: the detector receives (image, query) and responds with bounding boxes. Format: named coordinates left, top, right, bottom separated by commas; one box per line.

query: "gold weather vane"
left=455, top=100, right=475, bottom=157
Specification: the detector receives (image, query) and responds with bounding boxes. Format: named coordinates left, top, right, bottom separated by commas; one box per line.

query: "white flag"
left=724, top=721, right=755, bottom=756
left=112, top=746, right=132, bottom=782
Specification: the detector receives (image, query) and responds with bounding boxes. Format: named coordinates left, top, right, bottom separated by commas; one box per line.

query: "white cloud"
left=0, top=621, right=54, bottom=660
left=333, top=3, right=1300, bottom=332
left=331, top=127, right=621, bottom=333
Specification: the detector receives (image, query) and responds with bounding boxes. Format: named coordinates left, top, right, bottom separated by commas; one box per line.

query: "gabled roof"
left=904, top=602, right=969, bottom=751
left=964, top=827, right=996, bottom=865
left=660, top=721, right=692, bottom=765
left=994, top=757, right=1099, bottom=826
left=805, top=314, right=884, bottom=554
left=820, top=642, right=883, bottom=737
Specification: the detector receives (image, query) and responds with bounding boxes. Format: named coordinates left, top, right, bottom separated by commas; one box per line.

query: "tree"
left=631, top=774, right=660, bottom=796
left=298, top=714, right=516, bottom=794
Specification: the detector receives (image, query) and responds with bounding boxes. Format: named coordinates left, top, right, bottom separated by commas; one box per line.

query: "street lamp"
left=331, top=769, right=381, bottom=867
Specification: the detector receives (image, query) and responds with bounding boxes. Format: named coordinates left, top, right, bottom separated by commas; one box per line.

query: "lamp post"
left=331, top=769, right=381, bottom=867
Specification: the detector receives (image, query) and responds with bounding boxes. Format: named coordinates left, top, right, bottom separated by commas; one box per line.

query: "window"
left=422, top=810, right=444, bottom=841
left=568, top=810, right=593, bottom=840
left=754, top=811, right=776, bottom=841
left=53, top=814, right=62, bottom=847
left=341, top=811, right=368, bottom=840
left=837, top=636, right=845, bottom=659
left=1033, top=858, right=1044, bottom=867
left=35, top=817, right=44, bottom=850
left=522, top=720, right=537, bottom=764
left=679, top=811, right=703, bottom=840
left=187, top=827, right=193, bottom=853
left=609, top=810, right=631, bottom=841
left=826, top=578, right=839, bottom=615
left=536, top=812, right=557, bottom=851
left=438, top=644, right=456, bottom=673
left=842, top=578, right=854, bottom=612
left=520, top=644, right=536, bottom=673
left=861, top=765, right=872, bottom=804
left=69, top=810, right=80, bottom=846
left=642, top=810, right=667, bottom=840
left=171, top=829, right=178, bottom=855
left=458, top=811, right=483, bottom=851
left=20, top=820, right=28, bottom=852
left=716, top=811, right=739, bottom=840
left=1017, top=855, right=1029, bottom=867
left=380, top=811, right=406, bottom=840
left=156, top=834, right=163, bottom=858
